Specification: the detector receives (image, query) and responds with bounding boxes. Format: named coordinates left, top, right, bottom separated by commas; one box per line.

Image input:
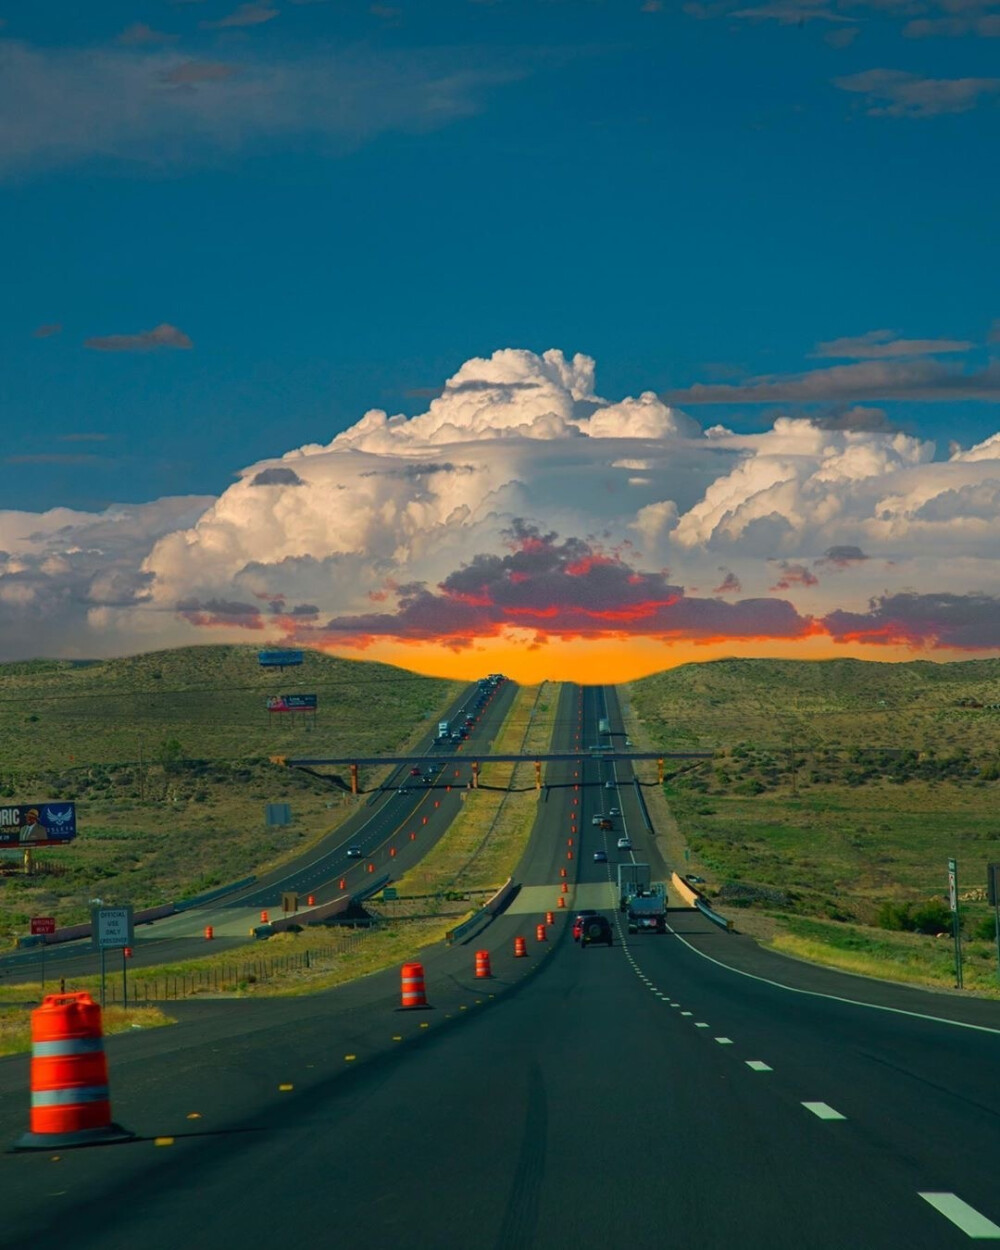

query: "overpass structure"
left=272, top=751, right=714, bottom=792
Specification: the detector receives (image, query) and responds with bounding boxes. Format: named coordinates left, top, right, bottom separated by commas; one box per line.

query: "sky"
left=1, top=0, right=999, bottom=683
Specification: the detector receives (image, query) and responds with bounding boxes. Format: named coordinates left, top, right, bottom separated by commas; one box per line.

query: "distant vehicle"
left=605, top=780, right=615, bottom=790
left=598, top=818, right=613, bottom=831
left=685, top=874, right=706, bottom=884
left=618, top=862, right=650, bottom=910
left=627, top=884, right=668, bottom=935
left=593, top=849, right=608, bottom=863
left=617, top=836, right=632, bottom=851
left=609, top=807, right=620, bottom=817
left=397, top=787, right=410, bottom=795
left=438, top=720, right=450, bottom=739
left=625, top=738, right=632, bottom=747
left=580, top=914, right=613, bottom=948
left=591, top=814, right=605, bottom=827
left=410, top=767, right=422, bottom=776
left=346, top=846, right=363, bottom=858
left=253, top=924, right=275, bottom=940
left=599, top=717, right=611, bottom=735
left=572, top=910, right=599, bottom=941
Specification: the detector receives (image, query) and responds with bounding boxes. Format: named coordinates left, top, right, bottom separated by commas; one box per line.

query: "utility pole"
left=137, top=737, right=144, bottom=803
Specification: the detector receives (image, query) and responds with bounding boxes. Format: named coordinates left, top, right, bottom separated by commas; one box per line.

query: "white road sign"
left=95, top=907, right=133, bottom=949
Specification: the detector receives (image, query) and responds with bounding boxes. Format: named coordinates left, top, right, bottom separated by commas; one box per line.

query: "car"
left=598, top=818, right=612, bottom=831
left=605, top=780, right=615, bottom=790
left=609, top=807, right=620, bottom=817
left=572, top=910, right=599, bottom=941
left=685, top=873, right=706, bottom=884
left=580, top=914, right=613, bottom=948
left=625, top=738, right=632, bottom=747
left=397, top=786, right=410, bottom=795
left=591, top=814, right=605, bottom=827
left=593, top=849, right=608, bottom=863
left=617, top=836, right=632, bottom=851
left=346, top=846, right=363, bottom=858
left=410, top=767, right=422, bottom=776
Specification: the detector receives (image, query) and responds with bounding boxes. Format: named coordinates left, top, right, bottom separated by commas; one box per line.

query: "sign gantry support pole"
left=948, top=857, right=963, bottom=990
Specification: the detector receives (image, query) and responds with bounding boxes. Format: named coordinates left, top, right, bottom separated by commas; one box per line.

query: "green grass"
left=0, top=645, right=461, bottom=946
left=626, top=656, right=1000, bottom=993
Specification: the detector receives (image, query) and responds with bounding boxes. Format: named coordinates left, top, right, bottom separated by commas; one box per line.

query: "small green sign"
left=382, top=887, right=398, bottom=901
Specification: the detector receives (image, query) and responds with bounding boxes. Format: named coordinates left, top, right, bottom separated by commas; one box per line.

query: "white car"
left=591, top=815, right=605, bottom=827
left=617, top=836, right=632, bottom=851
left=609, top=807, right=620, bottom=817
left=605, top=780, right=615, bottom=790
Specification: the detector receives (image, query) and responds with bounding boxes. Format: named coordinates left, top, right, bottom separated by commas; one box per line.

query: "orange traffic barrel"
left=339, top=878, right=346, bottom=890
left=558, top=897, right=566, bottom=909
left=400, top=962, right=429, bottom=1009
left=390, top=847, right=397, bottom=858
left=15, top=992, right=133, bottom=1150
left=560, top=868, right=567, bottom=879
left=567, top=851, right=574, bottom=860
left=475, top=950, right=492, bottom=979
left=514, top=936, right=527, bottom=958
left=546, top=911, right=554, bottom=924
left=204, top=925, right=214, bottom=940
left=261, top=910, right=269, bottom=923
left=536, top=924, right=547, bottom=942
left=307, top=894, right=315, bottom=906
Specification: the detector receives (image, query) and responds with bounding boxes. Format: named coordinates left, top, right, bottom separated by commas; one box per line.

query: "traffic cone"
left=513, top=936, right=527, bottom=958
left=558, top=897, right=566, bottom=908
left=536, top=924, right=547, bottom=942
left=561, top=883, right=568, bottom=893
left=546, top=911, right=554, bottom=924
left=560, top=868, right=567, bottom=878
left=261, top=910, right=269, bottom=923
left=307, top=895, right=315, bottom=906
left=14, top=993, right=134, bottom=1150
left=204, top=925, right=214, bottom=940
left=399, top=962, right=429, bottom=1009
left=475, top=950, right=492, bottom=979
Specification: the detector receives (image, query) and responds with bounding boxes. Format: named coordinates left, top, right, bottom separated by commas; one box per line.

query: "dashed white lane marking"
left=919, top=1193, right=1000, bottom=1239
left=746, top=1060, right=772, bottom=1072
left=681, top=1011, right=693, bottom=1017
left=695, top=1022, right=710, bottom=1029
left=802, top=1102, right=846, bottom=1121
left=669, top=1002, right=680, bottom=1008
left=715, top=1038, right=733, bottom=1045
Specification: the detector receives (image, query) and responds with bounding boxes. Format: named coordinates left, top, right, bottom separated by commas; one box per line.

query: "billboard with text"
left=266, top=694, right=317, bottom=713
left=0, top=803, right=77, bottom=847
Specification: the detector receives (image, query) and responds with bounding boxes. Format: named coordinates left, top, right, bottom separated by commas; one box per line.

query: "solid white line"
left=746, top=1060, right=772, bottom=1071
left=802, top=1101, right=846, bottom=1121
left=665, top=924, right=1000, bottom=1037
left=919, top=1193, right=1000, bottom=1238
left=715, top=1037, right=733, bottom=1045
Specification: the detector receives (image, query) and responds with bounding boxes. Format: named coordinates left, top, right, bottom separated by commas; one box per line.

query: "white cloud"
left=2, top=348, right=1000, bottom=660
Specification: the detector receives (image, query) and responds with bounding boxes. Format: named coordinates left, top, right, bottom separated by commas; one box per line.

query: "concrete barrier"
left=671, top=872, right=700, bottom=907
left=17, top=902, right=177, bottom=949
left=446, top=878, right=518, bottom=945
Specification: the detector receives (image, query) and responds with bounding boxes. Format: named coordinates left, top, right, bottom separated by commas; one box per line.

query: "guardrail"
left=633, top=777, right=653, bottom=833
left=695, top=897, right=735, bottom=933
left=446, top=878, right=519, bottom=945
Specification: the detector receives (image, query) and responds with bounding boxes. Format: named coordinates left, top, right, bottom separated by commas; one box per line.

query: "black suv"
left=579, top=914, right=613, bottom=948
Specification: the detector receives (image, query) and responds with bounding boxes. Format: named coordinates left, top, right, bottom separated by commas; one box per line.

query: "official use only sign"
left=92, top=906, right=134, bottom=950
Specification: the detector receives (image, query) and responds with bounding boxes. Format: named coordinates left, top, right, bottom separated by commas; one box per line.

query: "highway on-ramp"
left=2, top=684, right=999, bottom=1249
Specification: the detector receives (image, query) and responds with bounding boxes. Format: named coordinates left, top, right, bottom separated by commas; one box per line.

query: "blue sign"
left=0, top=802, right=77, bottom=847
left=267, top=694, right=317, bottom=713
left=258, top=650, right=304, bottom=668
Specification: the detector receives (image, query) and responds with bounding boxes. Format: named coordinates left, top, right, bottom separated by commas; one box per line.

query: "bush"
left=972, top=914, right=997, bottom=941
left=911, top=899, right=953, bottom=935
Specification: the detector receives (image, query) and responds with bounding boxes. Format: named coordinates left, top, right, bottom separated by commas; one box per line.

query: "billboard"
left=266, top=694, right=317, bottom=713
left=0, top=803, right=77, bottom=847
left=258, top=650, right=304, bottom=668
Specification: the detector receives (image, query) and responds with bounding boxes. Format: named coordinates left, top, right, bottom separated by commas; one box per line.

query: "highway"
left=0, top=676, right=515, bottom=981
left=2, top=683, right=999, bottom=1248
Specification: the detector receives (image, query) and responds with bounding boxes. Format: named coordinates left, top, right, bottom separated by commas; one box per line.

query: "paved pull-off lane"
left=1, top=683, right=998, bottom=1249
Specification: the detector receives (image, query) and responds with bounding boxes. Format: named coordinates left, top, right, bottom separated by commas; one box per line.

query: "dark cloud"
left=33, top=323, right=62, bottom=338
left=117, top=23, right=178, bottom=45
left=360, top=462, right=475, bottom=480
left=812, top=330, right=974, bottom=358
left=177, top=597, right=264, bottom=628
left=769, top=561, right=819, bottom=591
left=200, top=3, right=279, bottom=29
left=251, top=467, right=305, bottom=486
left=835, top=69, right=1000, bottom=118
left=713, top=569, right=742, bottom=595
left=824, top=592, right=1000, bottom=649
left=914, top=479, right=1000, bottom=522
left=817, top=545, right=870, bottom=566
left=663, top=359, right=1000, bottom=405
left=85, top=323, right=193, bottom=352
left=814, top=405, right=897, bottom=432
left=159, top=61, right=240, bottom=86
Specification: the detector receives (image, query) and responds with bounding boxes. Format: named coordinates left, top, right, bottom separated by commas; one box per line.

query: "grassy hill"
left=627, top=657, right=1000, bottom=993
left=0, top=646, right=461, bottom=945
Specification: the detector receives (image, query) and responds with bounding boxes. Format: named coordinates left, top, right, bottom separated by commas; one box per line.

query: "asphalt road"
left=2, top=684, right=999, bottom=1249
left=0, top=677, right=515, bottom=981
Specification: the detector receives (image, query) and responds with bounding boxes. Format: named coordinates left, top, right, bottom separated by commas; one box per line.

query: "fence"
left=110, top=928, right=375, bottom=1004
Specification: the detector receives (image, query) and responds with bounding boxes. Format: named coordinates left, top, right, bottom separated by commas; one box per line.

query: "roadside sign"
left=0, top=802, right=77, bottom=847
left=282, top=891, right=298, bottom=913
left=948, top=858, right=958, bottom=912
left=30, top=917, right=56, bottom=936
left=93, top=906, right=134, bottom=950
left=987, top=863, right=1000, bottom=907
left=383, top=887, right=398, bottom=901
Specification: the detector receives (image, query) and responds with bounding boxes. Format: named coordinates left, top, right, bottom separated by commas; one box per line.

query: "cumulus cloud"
left=84, top=323, right=193, bottom=352
left=2, top=347, right=1000, bottom=668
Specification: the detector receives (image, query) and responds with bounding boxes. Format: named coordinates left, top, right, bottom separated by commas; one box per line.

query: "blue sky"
left=3, top=0, right=998, bottom=511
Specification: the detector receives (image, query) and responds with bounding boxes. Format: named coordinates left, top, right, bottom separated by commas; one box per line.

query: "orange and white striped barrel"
left=513, top=936, right=527, bottom=958
left=546, top=911, right=554, bottom=925
left=561, top=883, right=569, bottom=894
left=204, top=925, right=214, bottom=940
left=557, top=897, right=566, bottom=908
left=536, top=924, right=547, bottom=942
left=400, top=962, right=428, bottom=1009
left=15, top=992, right=133, bottom=1150
left=475, top=950, right=492, bottom=978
